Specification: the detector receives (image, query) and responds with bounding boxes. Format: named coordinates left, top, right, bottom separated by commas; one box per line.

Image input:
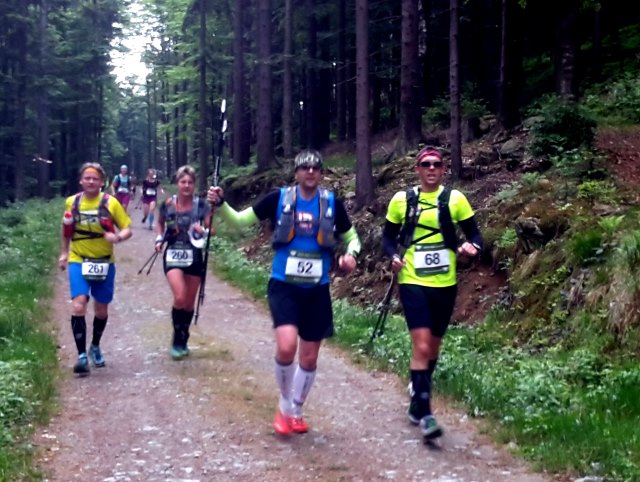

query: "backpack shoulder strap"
left=272, top=186, right=296, bottom=246
left=437, top=186, right=458, bottom=251
left=398, top=186, right=419, bottom=248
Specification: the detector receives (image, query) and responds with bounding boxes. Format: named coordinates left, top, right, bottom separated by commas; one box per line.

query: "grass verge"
left=0, top=199, right=61, bottom=480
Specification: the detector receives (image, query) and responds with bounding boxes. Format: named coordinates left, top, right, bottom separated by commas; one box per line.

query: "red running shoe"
left=273, top=409, right=292, bottom=435
left=289, top=416, right=309, bottom=433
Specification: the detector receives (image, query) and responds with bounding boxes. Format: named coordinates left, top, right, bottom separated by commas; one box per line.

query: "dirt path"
left=35, top=215, right=553, bottom=482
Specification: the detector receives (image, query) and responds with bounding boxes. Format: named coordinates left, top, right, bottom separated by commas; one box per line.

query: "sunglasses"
left=417, top=161, right=444, bottom=169
left=297, top=164, right=321, bottom=171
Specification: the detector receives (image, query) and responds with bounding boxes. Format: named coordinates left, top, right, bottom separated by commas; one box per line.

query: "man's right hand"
left=390, top=255, right=406, bottom=273
left=207, top=186, right=224, bottom=206
left=58, top=253, right=68, bottom=271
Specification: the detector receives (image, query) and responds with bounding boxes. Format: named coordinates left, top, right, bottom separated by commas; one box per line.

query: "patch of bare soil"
left=33, top=211, right=553, bottom=481
left=597, top=125, right=640, bottom=189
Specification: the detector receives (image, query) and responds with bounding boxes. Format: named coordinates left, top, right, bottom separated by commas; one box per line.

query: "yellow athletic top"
left=64, top=193, right=131, bottom=263
left=385, top=186, right=474, bottom=287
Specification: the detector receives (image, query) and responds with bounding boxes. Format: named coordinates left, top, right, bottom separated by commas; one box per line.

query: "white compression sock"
left=291, top=366, right=316, bottom=417
left=274, top=359, right=297, bottom=414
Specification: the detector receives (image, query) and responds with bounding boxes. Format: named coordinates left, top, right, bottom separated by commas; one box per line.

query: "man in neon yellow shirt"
left=59, top=162, right=132, bottom=376
left=383, top=147, right=483, bottom=441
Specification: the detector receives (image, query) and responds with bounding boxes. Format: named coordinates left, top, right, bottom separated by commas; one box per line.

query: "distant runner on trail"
left=111, top=164, right=133, bottom=212
left=155, top=165, right=212, bottom=360
left=207, top=149, right=361, bottom=436
left=58, top=162, right=132, bottom=376
left=382, top=147, right=483, bottom=441
left=141, top=168, right=164, bottom=230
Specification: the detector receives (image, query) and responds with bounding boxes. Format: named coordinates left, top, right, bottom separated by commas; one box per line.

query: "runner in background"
left=155, top=165, right=212, bottom=360
left=58, top=162, right=132, bottom=376
left=111, top=164, right=133, bottom=213
left=141, top=168, right=164, bottom=230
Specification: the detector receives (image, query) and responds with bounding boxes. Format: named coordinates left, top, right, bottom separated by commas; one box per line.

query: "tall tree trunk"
left=14, top=1, right=28, bottom=201
left=305, top=0, right=318, bottom=148
left=398, top=0, right=422, bottom=154
left=336, top=0, right=347, bottom=142
left=282, top=0, right=293, bottom=158
left=355, top=0, right=374, bottom=207
left=449, top=0, right=462, bottom=179
left=37, top=0, right=50, bottom=198
left=256, top=0, right=274, bottom=170
left=233, top=0, right=250, bottom=166
left=198, top=0, right=209, bottom=193
left=555, top=0, right=578, bottom=99
left=146, top=77, right=153, bottom=171
left=497, top=0, right=521, bottom=129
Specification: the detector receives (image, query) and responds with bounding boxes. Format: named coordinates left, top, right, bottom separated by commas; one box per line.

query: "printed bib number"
left=145, top=188, right=156, bottom=196
left=414, top=243, right=450, bottom=276
left=166, top=245, right=194, bottom=268
left=117, top=186, right=129, bottom=194
left=285, top=251, right=322, bottom=284
left=81, top=259, right=109, bottom=281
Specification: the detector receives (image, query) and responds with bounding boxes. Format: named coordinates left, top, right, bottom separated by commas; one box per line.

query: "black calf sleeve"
left=71, top=315, right=87, bottom=355
left=411, top=369, right=432, bottom=416
left=91, top=316, right=108, bottom=347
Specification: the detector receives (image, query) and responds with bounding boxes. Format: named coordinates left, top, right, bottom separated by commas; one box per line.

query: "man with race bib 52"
left=207, top=149, right=361, bottom=436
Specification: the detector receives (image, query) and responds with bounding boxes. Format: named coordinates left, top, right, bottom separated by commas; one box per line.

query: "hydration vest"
left=272, top=186, right=336, bottom=248
left=71, top=192, right=114, bottom=240
left=113, top=174, right=130, bottom=189
left=162, top=195, right=204, bottom=237
left=398, top=186, right=458, bottom=251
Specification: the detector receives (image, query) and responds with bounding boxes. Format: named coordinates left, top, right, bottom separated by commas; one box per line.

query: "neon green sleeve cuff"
left=342, top=226, right=361, bottom=257
left=219, top=202, right=259, bottom=229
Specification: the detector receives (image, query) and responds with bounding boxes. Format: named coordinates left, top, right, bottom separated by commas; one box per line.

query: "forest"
left=1, top=0, right=639, bottom=203
left=2, top=1, right=640, bottom=480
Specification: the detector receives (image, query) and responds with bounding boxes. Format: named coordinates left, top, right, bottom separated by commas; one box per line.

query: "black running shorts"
left=267, top=278, right=334, bottom=341
left=398, top=284, right=458, bottom=337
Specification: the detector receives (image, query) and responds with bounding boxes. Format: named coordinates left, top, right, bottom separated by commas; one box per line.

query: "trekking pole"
left=138, top=251, right=160, bottom=275
left=368, top=273, right=397, bottom=344
left=195, top=98, right=227, bottom=325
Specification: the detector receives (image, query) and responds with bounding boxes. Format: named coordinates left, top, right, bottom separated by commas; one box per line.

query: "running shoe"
left=73, top=353, right=90, bottom=376
left=273, top=409, right=292, bottom=435
left=289, top=416, right=309, bottom=433
left=142, top=216, right=147, bottom=223
left=407, top=399, right=423, bottom=425
left=170, top=346, right=187, bottom=360
left=420, top=415, right=443, bottom=440
left=89, top=344, right=106, bottom=367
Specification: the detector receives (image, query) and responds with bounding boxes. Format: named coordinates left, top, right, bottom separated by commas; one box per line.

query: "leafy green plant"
left=584, top=72, right=640, bottom=124
left=569, top=229, right=604, bottom=265
left=577, top=180, right=616, bottom=205
left=529, top=95, right=596, bottom=158
left=598, top=216, right=624, bottom=240
left=496, top=227, right=518, bottom=250
left=520, top=172, right=541, bottom=189
left=495, top=181, right=521, bottom=202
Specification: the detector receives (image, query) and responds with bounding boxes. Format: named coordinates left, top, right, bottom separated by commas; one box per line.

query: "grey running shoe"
left=170, top=346, right=190, bottom=360
left=407, top=399, right=423, bottom=425
left=420, top=415, right=443, bottom=440
left=73, top=353, right=90, bottom=376
left=89, top=344, right=106, bottom=367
